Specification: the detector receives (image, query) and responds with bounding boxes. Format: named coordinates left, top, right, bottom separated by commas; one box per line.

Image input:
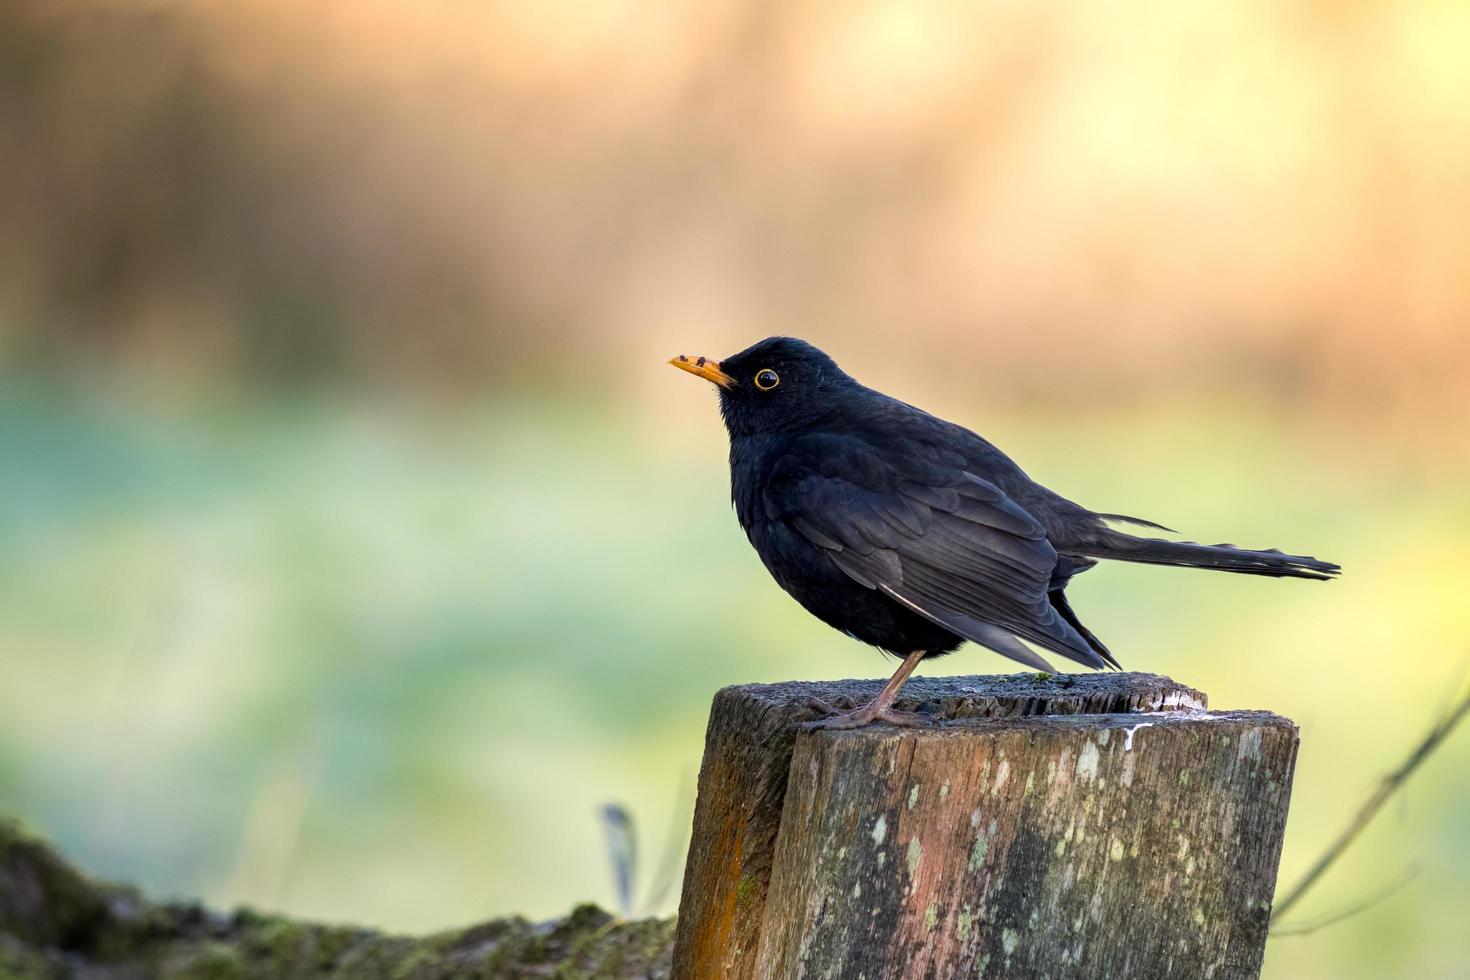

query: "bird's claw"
left=800, top=702, right=933, bottom=731
left=803, top=695, right=857, bottom=715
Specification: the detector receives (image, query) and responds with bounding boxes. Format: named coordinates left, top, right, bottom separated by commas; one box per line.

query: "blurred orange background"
left=5, top=0, right=1469, bottom=428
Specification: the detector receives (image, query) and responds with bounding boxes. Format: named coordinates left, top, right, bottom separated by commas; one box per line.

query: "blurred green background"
left=2, top=1, right=1469, bottom=977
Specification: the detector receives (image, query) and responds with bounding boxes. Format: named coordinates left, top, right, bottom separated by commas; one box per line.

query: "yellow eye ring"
left=754, top=368, right=780, bottom=390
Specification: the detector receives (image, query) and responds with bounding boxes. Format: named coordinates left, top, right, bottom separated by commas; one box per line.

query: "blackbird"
left=670, top=337, right=1339, bottom=729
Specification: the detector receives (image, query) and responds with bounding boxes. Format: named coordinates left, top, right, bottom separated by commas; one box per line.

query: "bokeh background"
left=3, top=1, right=1469, bottom=976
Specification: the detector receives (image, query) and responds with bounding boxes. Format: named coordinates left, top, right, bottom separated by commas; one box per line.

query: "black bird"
left=670, top=337, right=1339, bottom=729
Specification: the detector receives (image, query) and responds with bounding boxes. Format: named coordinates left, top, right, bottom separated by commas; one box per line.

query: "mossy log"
left=674, top=673, right=1298, bottom=979
left=0, top=818, right=674, bottom=979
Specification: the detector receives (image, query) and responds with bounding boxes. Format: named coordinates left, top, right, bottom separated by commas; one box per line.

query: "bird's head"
left=668, top=336, right=855, bottom=437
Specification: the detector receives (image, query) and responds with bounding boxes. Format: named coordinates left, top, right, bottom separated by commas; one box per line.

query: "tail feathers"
left=1080, top=529, right=1340, bottom=581
left=1096, top=513, right=1177, bottom=534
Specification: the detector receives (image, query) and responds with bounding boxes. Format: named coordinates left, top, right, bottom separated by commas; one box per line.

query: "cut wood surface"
left=674, top=673, right=1297, bottom=980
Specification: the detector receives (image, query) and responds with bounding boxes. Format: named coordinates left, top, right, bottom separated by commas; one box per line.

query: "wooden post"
left=673, top=673, right=1297, bottom=979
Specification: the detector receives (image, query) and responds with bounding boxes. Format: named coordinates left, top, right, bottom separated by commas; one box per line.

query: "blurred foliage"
left=1, top=1, right=1468, bottom=978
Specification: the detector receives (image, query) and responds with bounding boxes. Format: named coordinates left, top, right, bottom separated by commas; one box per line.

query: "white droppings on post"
left=1161, top=691, right=1207, bottom=712
left=872, top=814, right=887, bottom=846
left=1122, top=722, right=1154, bottom=752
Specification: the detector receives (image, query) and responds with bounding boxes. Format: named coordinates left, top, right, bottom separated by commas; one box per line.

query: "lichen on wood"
left=675, top=672, right=1297, bottom=980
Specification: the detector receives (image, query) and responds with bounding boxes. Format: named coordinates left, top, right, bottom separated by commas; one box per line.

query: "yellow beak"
left=668, top=354, right=735, bottom=388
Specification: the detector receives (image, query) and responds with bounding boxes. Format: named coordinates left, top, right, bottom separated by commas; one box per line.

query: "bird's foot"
left=800, top=697, right=932, bottom=731
left=803, top=695, right=857, bottom=714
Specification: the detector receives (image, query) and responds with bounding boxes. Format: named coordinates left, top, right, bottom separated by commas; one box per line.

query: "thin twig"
left=599, top=803, right=638, bottom=918
left=1271, top=679, right=1470, bottom=924
left=1271, top=863, right=1419, bottom=937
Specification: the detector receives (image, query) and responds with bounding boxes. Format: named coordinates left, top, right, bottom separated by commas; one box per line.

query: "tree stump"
left=673, top=673, right=1297, bottom=980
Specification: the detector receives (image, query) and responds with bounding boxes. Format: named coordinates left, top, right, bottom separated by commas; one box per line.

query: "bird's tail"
left=1076, top=528, right=1340, bottom=581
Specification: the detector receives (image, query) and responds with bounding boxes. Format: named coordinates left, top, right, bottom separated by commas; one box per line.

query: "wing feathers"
left=791, top=515, right=845, bottom=552
left=879, top=585, right=1056, bottom=672
left=769, top=436, right=1111, bottom=671
left=898, top=481, right=959, bottom=511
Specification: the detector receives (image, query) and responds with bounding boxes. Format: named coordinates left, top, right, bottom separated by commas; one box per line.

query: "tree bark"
left=674, top=672, right=1296, bottom=980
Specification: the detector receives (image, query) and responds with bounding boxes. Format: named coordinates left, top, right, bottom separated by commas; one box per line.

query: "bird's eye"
left=754, top=369, right=780, bottom=391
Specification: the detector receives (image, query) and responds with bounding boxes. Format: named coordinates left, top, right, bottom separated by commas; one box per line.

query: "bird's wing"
left=764, top=434, right=1107, bottom=670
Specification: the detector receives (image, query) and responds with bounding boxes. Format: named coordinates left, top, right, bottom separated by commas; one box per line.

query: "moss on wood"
left=0, top=818, right=674, bottom=980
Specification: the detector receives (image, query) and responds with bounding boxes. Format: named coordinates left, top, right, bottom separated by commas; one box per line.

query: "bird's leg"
left=802, top=649, right=931, bottom=730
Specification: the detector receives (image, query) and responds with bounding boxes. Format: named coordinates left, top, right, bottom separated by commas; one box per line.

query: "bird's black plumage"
left=675, top=336, right=1339, bottom=675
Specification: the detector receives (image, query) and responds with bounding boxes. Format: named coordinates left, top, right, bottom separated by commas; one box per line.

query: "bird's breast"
left=727, top=436, right=779, bottom=535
